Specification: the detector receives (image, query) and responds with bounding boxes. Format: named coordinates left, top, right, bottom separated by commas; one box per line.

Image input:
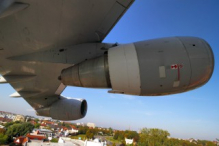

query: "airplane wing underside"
left=0, top=0, right=134, bottom=110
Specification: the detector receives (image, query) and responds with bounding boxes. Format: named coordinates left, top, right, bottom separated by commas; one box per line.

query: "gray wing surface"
left=0, top=0, right=134, bottom=110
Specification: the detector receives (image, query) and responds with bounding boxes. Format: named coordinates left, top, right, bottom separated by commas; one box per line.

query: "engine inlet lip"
left=201, top=39, right=215, bottom=82
left=81, top=100, right=87, bottom=117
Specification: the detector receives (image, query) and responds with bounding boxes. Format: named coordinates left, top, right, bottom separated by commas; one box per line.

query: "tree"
left=62, top=122, right=71, bottom=129
left=34, top=118, right=39, bottom=123
left=197, top=140, right=215, bottom=146
left=86, top=130, right=94, bottom=139
left=14, top=121, right=21, bottom=124
left=6, top=122, right=34, bottom=139
left=114, top=131, right=125, bottom=140
left=138, top=128, right=170, bottom=146
left=163, top=138, right=189, bottom=146
left=124, top=130, right=139, bottom=142
left=109, top=127, right=113, bottom=135
left=34, top=123, right=40, bottom=128
left=121, top=139, right=126, bottom=146
left=78, top=126, right=89, bottom=134
left=0, top=128, right=6, bottom=134
left=0, top=134, right=8, bottom=145
left=118, top=133, right=124, bottom=141
left=113, top=131, right=119, bottom=140
left=4, top=122, right=14, bottom=128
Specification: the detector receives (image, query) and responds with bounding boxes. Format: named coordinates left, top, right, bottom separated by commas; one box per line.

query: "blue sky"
left=0, top=0, right=219, bottom=141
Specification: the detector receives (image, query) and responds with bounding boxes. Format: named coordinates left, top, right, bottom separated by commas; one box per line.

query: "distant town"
left=0, top=111, right=218, bottom=146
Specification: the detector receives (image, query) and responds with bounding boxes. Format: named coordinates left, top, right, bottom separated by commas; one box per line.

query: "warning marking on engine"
left=171, top=64, right=183, bottom=69
left=171, top=64, right=183, bottom=83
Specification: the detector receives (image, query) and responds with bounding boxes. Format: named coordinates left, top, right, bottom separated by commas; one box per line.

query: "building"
left=14, top=136, right=29, bottom=146
left=125, top=138, right=133, bottom=145
left=0, top=117, right=12, bottom=124
left=26, top=130, right=47, bottom=141
left=13, top=115, right=25, bottom=122
left=29, top=120, right=36, bottom=125
left=188, top=138, right=198, bottom=144
left=40, top=123, right=47, bottom=129
left=49, top=124, right=60, bottom=131
left=69, top=125, right=79, bottom=134
left=213, top=140, right=219, bottom=146
left=32, top=129, right=53, bottom=136
left=41, top=120, right=55, bottom=125
left=87, top=123, right=95, bottom=128
left=60, top=127, right=70, bottom=136
left=84, top=139, right=107, bottom=146
left=76, top=122, right=85, bottom=126
left=0, top=111, right=16, bottom=120
left=0, top=114, right=5, bottom=118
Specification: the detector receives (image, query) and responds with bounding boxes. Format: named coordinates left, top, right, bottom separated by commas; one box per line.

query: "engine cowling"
left=60, top=37, right=214, bottom=96
left=36, top=97, right=87, bottom=120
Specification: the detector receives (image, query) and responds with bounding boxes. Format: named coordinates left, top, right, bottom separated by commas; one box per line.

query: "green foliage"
left=114, top=130, right=139, bottom=142
left=0, top=133, right=8, bottom=145
left=34, top=118, right=39, bottom=123
left=109, top=127, right=113, bottom=135
left=62, top=122, right=71, bottom=129
left=0, top=128, right=6, bottom=134
left=125, top=130, right=139, bottom=142
left=34, top=123, right=40, bottom=128
left=14, top=121, right=21, bottom=124
left=162, top=138, right=216, bottom=146
left=106, top=136, right=122, bottom=145
left=121, top=139, right=126, bottom=146
left=98, top=128, right=112, bottom=136
left=4, top=122, right=14, bottom=128
left=50, top=138, right=58, bottom=143
left=78, top=126, right=89, bottom=134
left=58, top=122, right=62, bottom=126
left=114, top=131, right=124, bottom=140
left=77, top=126, right=113, bottom=136
left=197, top=140, right=215, bottom=146
left=137, top=132, right=215, bottom=146
left=28, top=124, right=214, bottom=146
left=163, top=138, right=191, bottom=146
left=138, top=128, right=170, bottom=146
left=71, top=134, right=86, bottom=140
left=86, top=130, right=94, bottom=139
left=6, top=122, right=34, bottom=138
left=165, top=138, right=216, bottom=146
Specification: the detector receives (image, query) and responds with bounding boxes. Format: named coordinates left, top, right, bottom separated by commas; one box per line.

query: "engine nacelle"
left=60, top=54, right=111, bottom=88
left=60, top=37, right=214, bottom=96
left=36, top=97, right=87, bottom=120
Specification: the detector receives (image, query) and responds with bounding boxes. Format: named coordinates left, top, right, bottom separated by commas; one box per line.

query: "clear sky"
left=0, top=0, right=219, bottom=141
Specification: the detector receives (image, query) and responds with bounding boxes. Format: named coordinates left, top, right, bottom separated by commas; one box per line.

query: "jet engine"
left=60, top=37, right=214, bottom=96
left=36, top=97, right=87, bottom=120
